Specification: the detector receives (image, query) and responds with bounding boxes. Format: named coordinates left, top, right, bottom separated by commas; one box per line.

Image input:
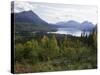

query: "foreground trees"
left=15, top=30, right=97, bottom=73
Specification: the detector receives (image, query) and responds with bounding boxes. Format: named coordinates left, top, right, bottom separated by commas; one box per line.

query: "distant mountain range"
left=12, top=10, right=95, bottom=32
left=56, top=20, right=95, bottom=31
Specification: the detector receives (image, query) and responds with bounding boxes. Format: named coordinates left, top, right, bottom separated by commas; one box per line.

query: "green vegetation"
left=15, top=22, right=56, bottom=32
left=14, top=27, right=97, bottom=73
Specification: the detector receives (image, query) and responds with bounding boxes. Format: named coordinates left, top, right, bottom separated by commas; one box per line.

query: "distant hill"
left=80, top=21, right=95, bottom=31
left=56, top=20, right=80, bottom=28
left=56, top=20, right=95, bottom=31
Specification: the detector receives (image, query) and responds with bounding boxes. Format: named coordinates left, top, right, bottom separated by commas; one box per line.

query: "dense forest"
left=14, top=26, right=97, bottom=73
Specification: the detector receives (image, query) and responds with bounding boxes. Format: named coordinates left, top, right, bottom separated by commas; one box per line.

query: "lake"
left=47, top=28, right=90, bottom=37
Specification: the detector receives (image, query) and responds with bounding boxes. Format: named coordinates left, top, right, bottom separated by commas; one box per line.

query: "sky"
left=14, top=1, right=97, bottom=25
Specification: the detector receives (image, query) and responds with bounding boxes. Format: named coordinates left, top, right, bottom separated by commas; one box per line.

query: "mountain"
left=80, top=21, right=95, bottom=31
left=56, top=20, right=80, bottom=28
left=12, top=10, right=56, bottom=32
left=14, top=10, right=49, bottom=25
left=56, top=20, right=95, bottom=31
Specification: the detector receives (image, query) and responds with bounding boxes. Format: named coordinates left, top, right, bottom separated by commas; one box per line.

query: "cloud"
left=14, top=1, right=97, bottom=24
left=14, top=1, right=37, bottom=13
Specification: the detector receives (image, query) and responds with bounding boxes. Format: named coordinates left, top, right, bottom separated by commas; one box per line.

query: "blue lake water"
left=48, top=28, right=90, bottom=37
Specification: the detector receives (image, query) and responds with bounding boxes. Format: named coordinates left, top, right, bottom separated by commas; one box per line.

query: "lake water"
left=48, top=28, right=90, bottom=37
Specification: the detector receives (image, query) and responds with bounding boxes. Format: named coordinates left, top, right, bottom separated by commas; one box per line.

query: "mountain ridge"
left=12, top=10, right=56, bottom=32
left=12, top=10, right=95, bottom=31
left=55, top=20, right=95, bottom=31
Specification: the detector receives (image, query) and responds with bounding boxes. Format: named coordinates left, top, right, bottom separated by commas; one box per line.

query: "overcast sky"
left=14, top=1, right=97, bottom=25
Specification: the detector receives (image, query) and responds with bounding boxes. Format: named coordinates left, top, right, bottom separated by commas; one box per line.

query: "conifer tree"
left=48, top=35, right=59, bottom=58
